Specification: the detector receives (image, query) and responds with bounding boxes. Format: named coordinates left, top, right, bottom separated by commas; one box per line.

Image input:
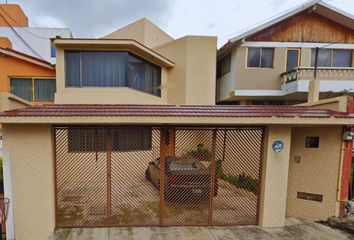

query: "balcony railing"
left=281, top=67, right=354, bottom=84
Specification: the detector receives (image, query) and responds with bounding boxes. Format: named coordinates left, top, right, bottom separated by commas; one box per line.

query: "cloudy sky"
left=5, top=0, right=354, bottom=47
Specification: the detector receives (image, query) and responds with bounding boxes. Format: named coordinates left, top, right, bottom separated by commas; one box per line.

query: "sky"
left=4, top=0, right=354, bottom=47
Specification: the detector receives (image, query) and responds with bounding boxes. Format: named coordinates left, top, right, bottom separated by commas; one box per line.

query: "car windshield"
left=166, top=156, right=207, bottom=171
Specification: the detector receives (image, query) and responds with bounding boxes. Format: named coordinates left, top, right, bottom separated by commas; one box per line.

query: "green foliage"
left=323, top=89, right=352, bottom=99
left=185, top=143, right=212, bottom=161
left=215, top=159, right=258, bottom=193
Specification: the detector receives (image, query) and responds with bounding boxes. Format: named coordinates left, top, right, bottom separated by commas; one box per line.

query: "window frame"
left=285, top=48, right=301, bottom=72
left=246, top=47, right=274, bottom=69
left=67, top=127, right=153, bottom=153
left=311, top=49, right=353, bottom=68
left=64, top=50, right=162, bottom=97
left=9, top=76, right=56, bottom=103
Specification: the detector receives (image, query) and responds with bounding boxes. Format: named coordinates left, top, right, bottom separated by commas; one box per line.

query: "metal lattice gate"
left=54, top=126, right=264, bottom=227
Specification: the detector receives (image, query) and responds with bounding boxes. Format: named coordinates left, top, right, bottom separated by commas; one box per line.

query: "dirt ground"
left=58, top=175, right=258, bottom=226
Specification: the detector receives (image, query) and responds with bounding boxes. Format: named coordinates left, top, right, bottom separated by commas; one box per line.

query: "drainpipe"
left=339, top=97, right=354, bottom=217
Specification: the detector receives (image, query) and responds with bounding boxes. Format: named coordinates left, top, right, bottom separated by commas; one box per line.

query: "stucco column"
left=259, top=125, right=292, bottom=227
left=308, top=79, right=320, bottom=103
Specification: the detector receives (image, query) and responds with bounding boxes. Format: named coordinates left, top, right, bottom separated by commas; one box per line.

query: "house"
left=0, top=39, right=56, bottom=106
left=0, top=4, right=72, bottom=64
left=53, top=18, right=217, bottom=105
left=0, top=16, right=353, bottom=240
left=216, top=0, right=354, bottom=105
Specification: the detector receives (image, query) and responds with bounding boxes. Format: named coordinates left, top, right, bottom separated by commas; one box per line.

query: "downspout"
left=339, top=97, right=354, bottom=217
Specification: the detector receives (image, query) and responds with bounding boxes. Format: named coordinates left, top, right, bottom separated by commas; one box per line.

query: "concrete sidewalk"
left=50, top=219, right=353, bottom=240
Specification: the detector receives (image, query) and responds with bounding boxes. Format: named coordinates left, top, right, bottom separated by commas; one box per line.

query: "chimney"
left=0, top=4, right=29, bottom=27
left=0, top=37, right=12, bottom=49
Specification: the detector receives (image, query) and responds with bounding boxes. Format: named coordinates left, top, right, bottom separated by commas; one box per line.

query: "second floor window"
left=10, top=77, right=56, bottom=102
left=311, top=49, right=352, bottom=67
left=65, top=51, right=161, bottom=97
left=247, top=47, right=274, bottom=68
left=217, top=54, right=231, bottom=78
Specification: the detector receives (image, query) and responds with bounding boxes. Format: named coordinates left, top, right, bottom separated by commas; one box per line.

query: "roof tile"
left=0, top=104, right=353, bottom=118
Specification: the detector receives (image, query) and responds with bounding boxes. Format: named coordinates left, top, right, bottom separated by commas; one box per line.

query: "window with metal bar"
left=65, top=51, right=162, bottom=97
left=67, top=128, right=152, bottom=152
left=10, top=77, right=56, bottom=102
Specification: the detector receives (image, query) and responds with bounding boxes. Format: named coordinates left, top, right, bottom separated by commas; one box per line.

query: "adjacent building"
left=0, top=4, right=72, bottom=64
left=0, top=42, right=55, bottom=105
left=217, top=0, right=354, bottom=105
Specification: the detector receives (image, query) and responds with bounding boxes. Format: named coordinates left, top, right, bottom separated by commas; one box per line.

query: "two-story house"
left=53, top=18, right=217, bottom=105
left=217, top=0, right=354, bottom=105
left=0, top=7, right=354, bottom=240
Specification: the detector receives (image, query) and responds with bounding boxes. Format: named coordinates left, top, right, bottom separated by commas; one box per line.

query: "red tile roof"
left=0, top=104, right=353, bottom=118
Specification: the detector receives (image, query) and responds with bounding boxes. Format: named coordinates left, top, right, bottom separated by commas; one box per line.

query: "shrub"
left=215, top=160, right=258, bottom=193
left=185, top=143, right=212, bottom=161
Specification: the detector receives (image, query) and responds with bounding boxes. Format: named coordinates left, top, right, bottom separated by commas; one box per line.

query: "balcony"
left=281, top=67, right=354, bottom=84
left=281, top=67, right=354, bottom=94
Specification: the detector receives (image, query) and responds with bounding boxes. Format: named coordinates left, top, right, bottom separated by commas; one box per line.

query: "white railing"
left=281, top=67, right=354, bottom=84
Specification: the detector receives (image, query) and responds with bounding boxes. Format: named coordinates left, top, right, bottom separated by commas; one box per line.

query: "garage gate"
left=54, top=126, right=264, bottom=227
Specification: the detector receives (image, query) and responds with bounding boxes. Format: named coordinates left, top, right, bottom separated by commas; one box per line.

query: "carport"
left=54, top=126, right=264, bottom=227
left=0, top=104, right=353, bottom=239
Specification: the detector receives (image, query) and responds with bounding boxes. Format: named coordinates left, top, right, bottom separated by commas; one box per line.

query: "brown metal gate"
left=54, top=126, right=264, bottom=227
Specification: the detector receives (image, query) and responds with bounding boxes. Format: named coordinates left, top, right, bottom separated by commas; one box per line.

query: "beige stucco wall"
left=154, top=36, right=217, bottom=105
left=54, top=47, right=168, bottom=104
left=0, top=93, right=31, bottom=112
left=3, top=124, right=54, bottom=240
left=299, top=96, right=349, bottom=112
left=102, top=18, right=174, bottom=49
left=259, top=125, right=291, bottom=227
left=286, top=126, right=342, bottom=221
left=234, top=46, right=286, bottom=90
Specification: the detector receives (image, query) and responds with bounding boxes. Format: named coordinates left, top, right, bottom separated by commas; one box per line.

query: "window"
left=112, top=128, right=152, bottom=152
left=51, top=47, right=56, bottom=58
left=247, top=48, right=274, bottom=68
left=251, top=100, right=284, bottom=105
left=65, top=51, right=161, bottom=97
left=311, top=49, right=352, bottom=67
left=68, top=129, right=107, bottom=152
left=305, top=136, right=320, bottom=148
left=67, top=128, right=152, bottom=152
left=217, top=54, right=231, bottom=77
left=286, top=49, right=300, bottom=71
left=10, top=78, right=56, bottom=102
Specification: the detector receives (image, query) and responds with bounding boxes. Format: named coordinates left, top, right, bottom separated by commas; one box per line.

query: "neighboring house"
left=0, top=3, right=72, bottom=64
left=217, top=0, right=354, bottom=105
left=0, top=39, right=56, bottom=103
left=54, top=18, right=217, bottom=105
